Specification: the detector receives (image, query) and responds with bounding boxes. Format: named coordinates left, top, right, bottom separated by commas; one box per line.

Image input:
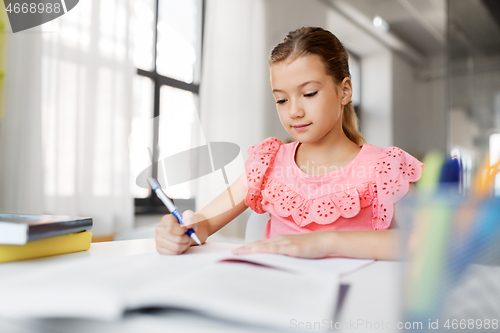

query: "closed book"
left=0, top=214, right=93, bottom=245
left=0, top=231, right=92, bottom=263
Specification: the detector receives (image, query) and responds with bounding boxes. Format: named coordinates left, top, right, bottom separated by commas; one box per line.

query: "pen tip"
left=191, top=234, right=202, bottom=245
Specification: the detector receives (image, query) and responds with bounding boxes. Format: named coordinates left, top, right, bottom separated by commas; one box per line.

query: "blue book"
left=0, top=214, right=93, bottom=245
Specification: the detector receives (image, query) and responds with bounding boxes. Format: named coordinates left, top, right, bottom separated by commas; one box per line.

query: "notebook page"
left=0, top=247, right=341, bottom=328
left=129, top=262, right=339, bottom=329
left=0, top=250, right=232, bottom=320
left=219, top=253, right=375, bottom=276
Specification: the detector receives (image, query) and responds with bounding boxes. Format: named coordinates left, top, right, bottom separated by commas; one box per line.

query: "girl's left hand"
left=232, top=232, right=332, bottom=259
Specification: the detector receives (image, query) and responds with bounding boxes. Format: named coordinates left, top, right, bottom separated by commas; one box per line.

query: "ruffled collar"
left=243, top=137, right=424, bottom=230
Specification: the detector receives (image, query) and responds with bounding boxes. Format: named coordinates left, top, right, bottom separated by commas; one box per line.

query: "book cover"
left=0, top=214, right=93, bottom=245
left=0, top=231, right=92, bottom=264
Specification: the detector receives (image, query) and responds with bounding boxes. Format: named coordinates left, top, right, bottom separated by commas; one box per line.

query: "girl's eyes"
left=275, top=91, right=317, bottom=104
left=304, top=91, right=318, bottom=98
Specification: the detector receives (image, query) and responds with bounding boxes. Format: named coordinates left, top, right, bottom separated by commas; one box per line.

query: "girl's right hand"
left=155, top=210, right=198, bottom=255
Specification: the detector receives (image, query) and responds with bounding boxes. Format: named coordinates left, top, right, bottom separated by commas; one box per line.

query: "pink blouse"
left=241, top=137, right=424, bottom=239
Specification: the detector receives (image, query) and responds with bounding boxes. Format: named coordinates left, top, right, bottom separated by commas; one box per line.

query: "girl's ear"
left=340, top=77, right=353, bottom=106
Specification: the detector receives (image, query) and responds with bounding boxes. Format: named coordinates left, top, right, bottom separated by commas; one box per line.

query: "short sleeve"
left=372, top=147, right=424, bottom=230
left=242, top=137, right=282, bottom=213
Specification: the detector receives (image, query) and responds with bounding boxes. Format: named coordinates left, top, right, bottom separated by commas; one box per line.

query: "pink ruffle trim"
left=244, top=138, right=424, bottom=230
left=372, top=147, right=424, bottom=229
left=244, top=137, right=283, bottom=213
left=261, top=178, right=374, bottom=227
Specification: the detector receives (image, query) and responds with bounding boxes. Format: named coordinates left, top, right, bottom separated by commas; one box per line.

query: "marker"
left=147, top=178, right=202, bottom=245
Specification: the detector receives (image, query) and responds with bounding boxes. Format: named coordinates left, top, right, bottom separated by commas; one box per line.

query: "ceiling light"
left=373, top=15, right=389, bottom=32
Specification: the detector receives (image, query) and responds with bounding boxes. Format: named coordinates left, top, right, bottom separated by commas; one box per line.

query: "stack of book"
left=0, top=214, right=93, bottom=263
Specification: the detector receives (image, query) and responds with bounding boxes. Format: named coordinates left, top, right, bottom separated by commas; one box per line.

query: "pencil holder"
left=396, top=191, right=500, bottom=332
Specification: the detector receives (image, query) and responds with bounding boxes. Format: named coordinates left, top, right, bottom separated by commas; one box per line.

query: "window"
left=131, top=0, right=204, bottom=213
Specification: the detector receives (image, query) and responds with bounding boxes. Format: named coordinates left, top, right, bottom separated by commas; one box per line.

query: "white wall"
left=392, top=54, right=446, bottom=158
left=361, top=51, right=393, bottom=148
left=416, top=64, right=446, bottom=156
left=392, top=53, right=417, bottom=152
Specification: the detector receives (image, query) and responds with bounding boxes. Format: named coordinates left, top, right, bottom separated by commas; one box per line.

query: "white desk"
left=0, top=239, right=403, bottom=333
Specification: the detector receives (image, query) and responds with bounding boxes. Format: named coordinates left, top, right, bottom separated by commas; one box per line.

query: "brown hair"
left=269, top=27, right=365, bottom=145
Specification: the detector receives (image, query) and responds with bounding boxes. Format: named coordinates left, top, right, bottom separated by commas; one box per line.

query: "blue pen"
left=147, top=178, right=202, bottom=245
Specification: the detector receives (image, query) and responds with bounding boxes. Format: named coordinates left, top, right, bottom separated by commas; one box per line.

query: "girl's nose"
left=289, top=101, right=304, bottom=118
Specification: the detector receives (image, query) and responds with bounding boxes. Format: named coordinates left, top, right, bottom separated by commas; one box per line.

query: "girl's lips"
left=293, top=124, right=311, bottom=131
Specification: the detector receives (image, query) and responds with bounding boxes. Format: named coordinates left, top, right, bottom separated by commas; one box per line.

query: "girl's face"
left=270, top=54, right=352, bottom=144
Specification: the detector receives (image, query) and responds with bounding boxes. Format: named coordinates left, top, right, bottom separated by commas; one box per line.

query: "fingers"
left=233, top=233, right=330, bottom=259
left=232, top=236, right=296, bottom=256
left=182, top=210, right=202, bottom=230
left=156, top=237, right=192, bottom=255
left=157, top=227, right=191, bottom=245
left=155, top=214, right=193, bottom=255
left=232, top=242, right=282, bottom=255
left=182, top=210, right=195, bottom=226
left=158, top=214, right=187, bottom=236
left=156, top=231, right=192, bottom=255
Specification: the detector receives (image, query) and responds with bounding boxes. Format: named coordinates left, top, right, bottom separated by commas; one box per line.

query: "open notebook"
left=0, top=246, right=373, bottom=330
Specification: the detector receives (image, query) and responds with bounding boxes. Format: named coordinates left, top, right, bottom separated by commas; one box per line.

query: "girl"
left=155, top=27, right=424, bottom=260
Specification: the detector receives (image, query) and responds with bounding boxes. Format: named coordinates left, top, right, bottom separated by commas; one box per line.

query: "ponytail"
left=342, top=102, right=365, bottom=146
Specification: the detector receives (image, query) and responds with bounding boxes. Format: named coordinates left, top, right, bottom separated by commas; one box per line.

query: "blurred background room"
left=0, top=0, right=499, bottom=243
